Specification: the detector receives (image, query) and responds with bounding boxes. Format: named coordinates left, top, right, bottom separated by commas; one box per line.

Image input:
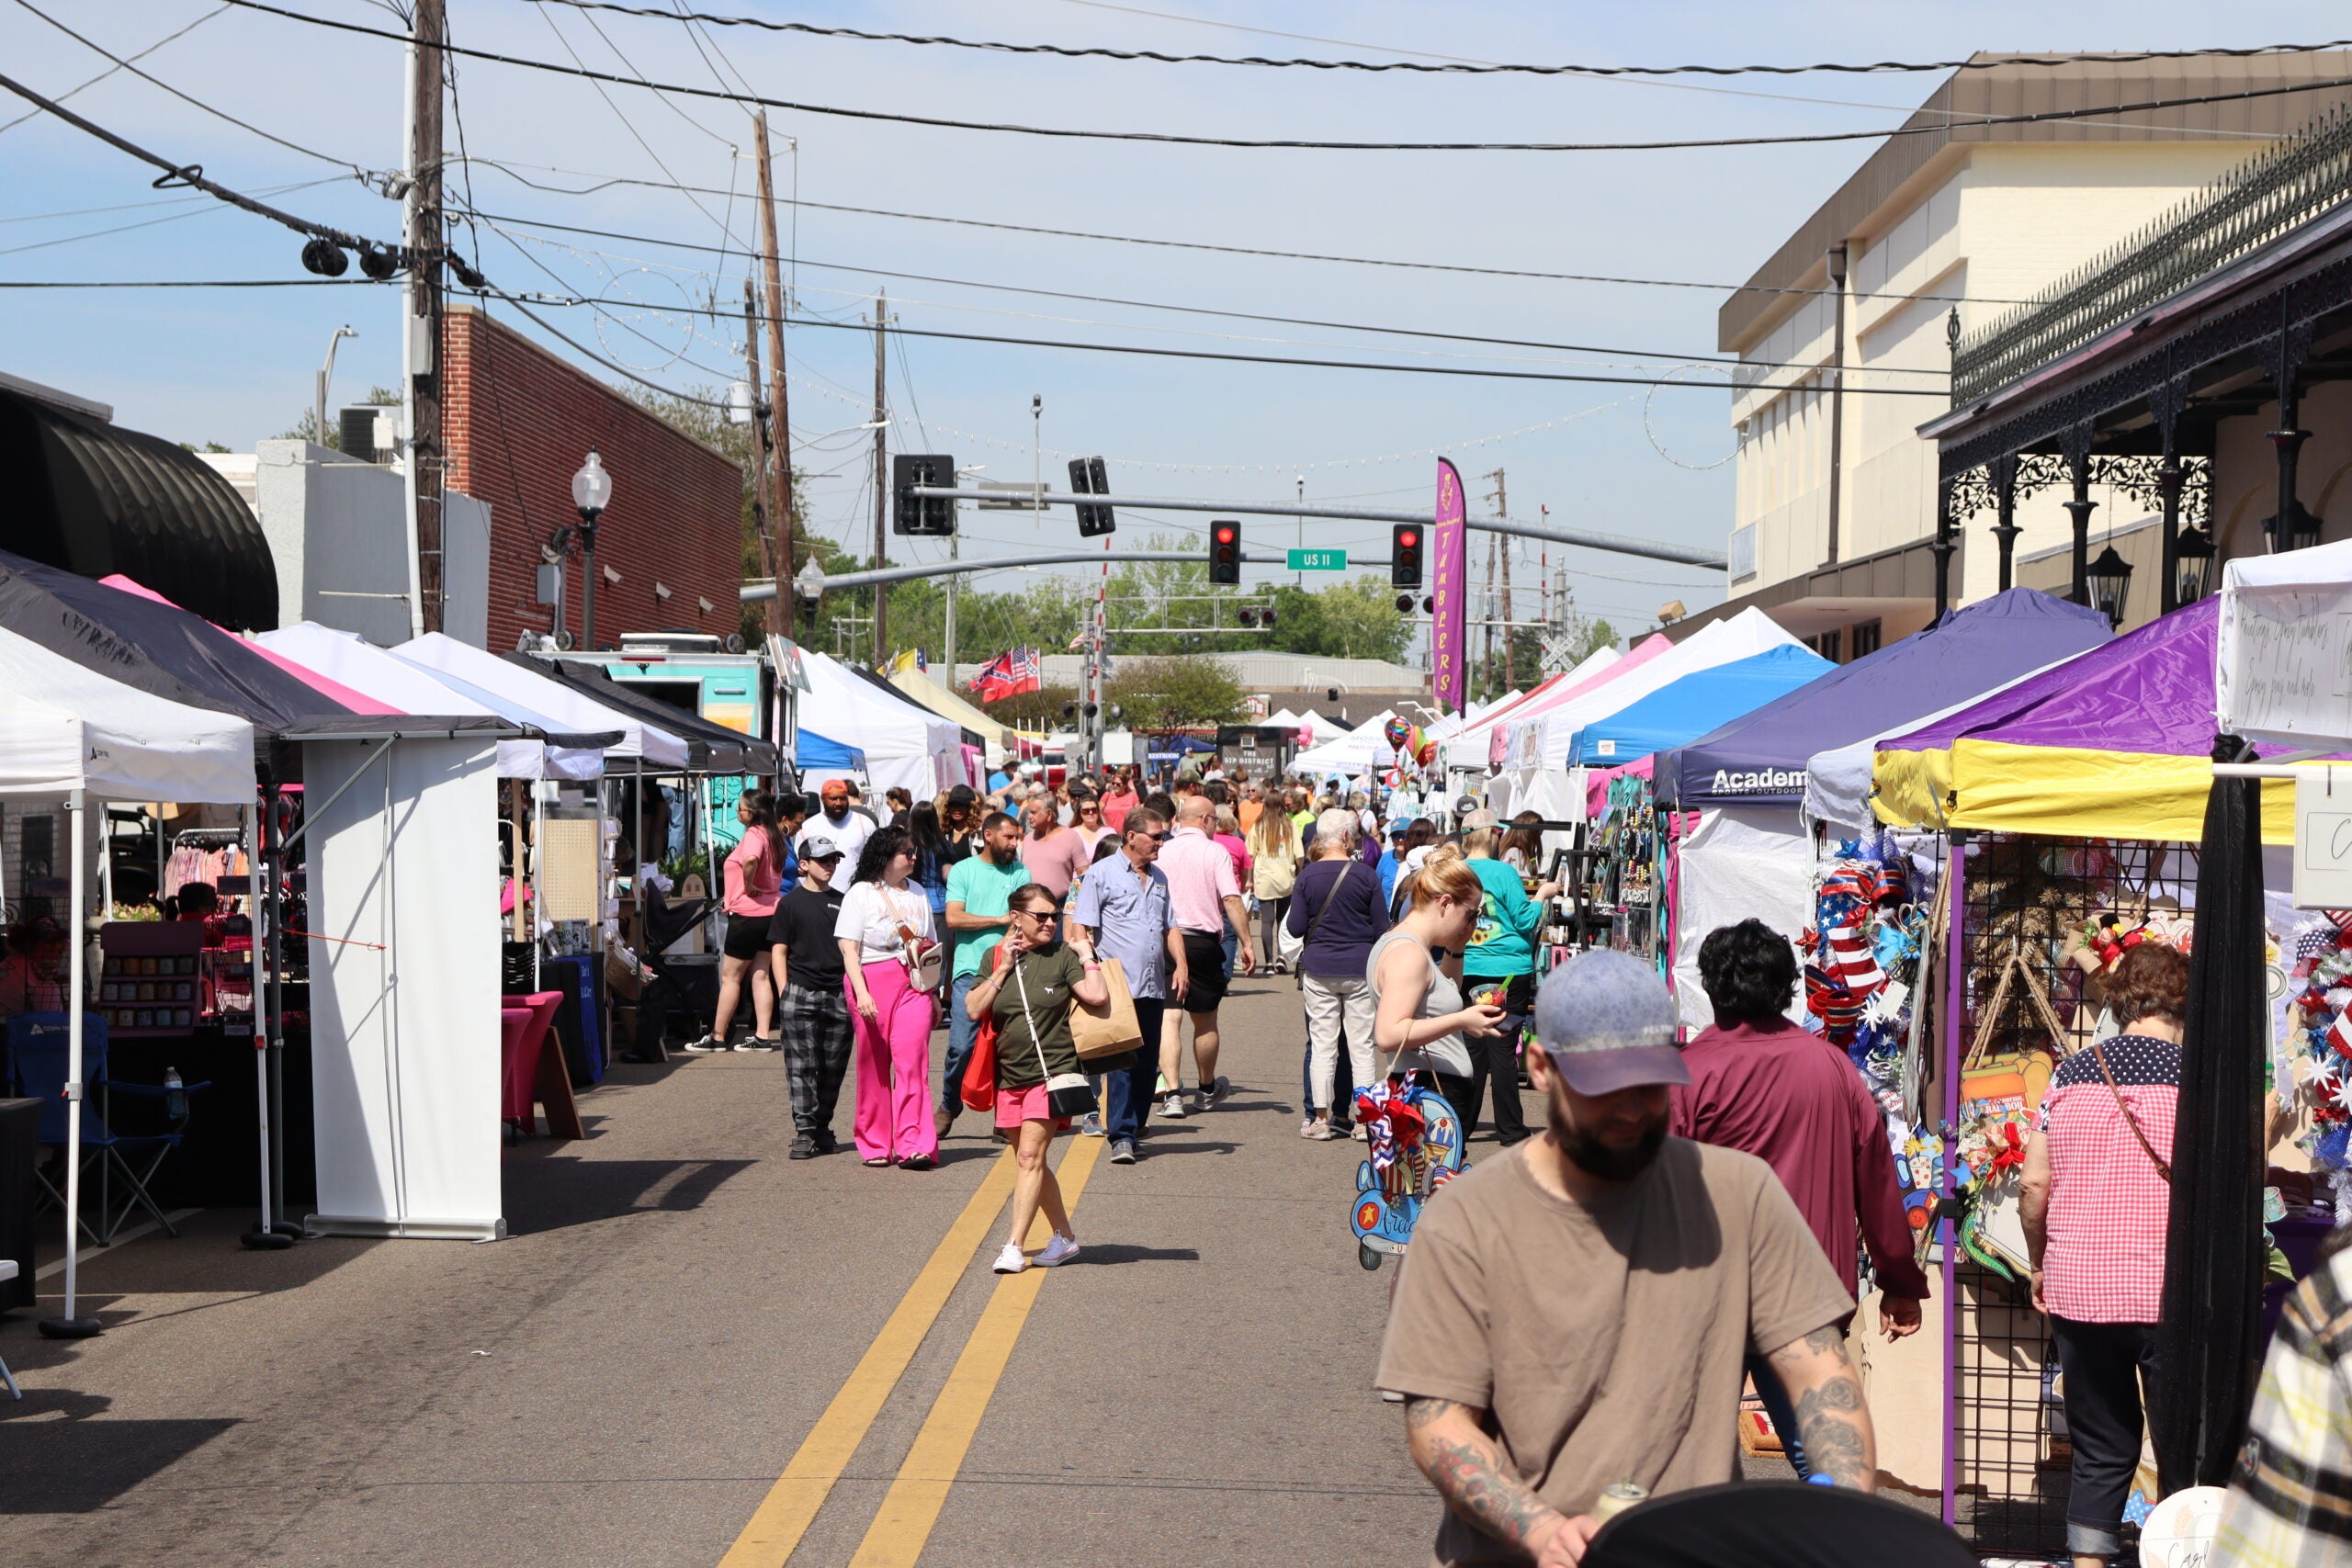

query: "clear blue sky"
left=5, top=1, right=2342, bottom=634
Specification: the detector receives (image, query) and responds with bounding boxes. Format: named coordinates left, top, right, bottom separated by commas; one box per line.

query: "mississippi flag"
left=969, top=650, right=1018, bottom=702
left=970, top=649, right=1044, bottom=704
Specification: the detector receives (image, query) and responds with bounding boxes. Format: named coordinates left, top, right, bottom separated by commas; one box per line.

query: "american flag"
left=1011, top=647, right=1043, bottom=692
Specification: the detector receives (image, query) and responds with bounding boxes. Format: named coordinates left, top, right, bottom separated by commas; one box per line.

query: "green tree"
left=1109, top=654, right=1245, bottom=728
left=1265, top=577, right=1412, bottom=661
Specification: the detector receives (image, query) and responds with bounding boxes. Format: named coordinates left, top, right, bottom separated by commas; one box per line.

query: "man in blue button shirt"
left=1066, top=806, right=1189, bottom=1165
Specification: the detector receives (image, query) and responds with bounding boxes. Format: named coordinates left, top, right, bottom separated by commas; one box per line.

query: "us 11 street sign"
left=1286, top=548, right=1349, bottom=570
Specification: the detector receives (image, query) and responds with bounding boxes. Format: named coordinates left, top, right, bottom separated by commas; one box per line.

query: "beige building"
left=1676, top=53, right=2352, bottom=654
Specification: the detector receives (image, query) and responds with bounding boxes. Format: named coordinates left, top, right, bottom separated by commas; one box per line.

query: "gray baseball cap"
left=800, top=835, right=845, bottom=862
left=1532, top=949, right=1688, bottom=1097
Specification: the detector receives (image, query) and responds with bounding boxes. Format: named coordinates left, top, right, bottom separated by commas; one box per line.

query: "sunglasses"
left=1132, top=829, right=1170, bottom=842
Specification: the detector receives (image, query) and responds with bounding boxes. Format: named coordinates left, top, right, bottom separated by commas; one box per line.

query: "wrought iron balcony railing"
left=1951, top=104, right=2352, bottom=407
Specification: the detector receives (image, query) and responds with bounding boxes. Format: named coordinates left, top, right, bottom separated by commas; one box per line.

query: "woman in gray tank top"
left=1370, top=846, right=1507, bottom=1120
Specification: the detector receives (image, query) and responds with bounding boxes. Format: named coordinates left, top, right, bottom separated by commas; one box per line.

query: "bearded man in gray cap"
left=1376, top=949, right=1876, bottom=1567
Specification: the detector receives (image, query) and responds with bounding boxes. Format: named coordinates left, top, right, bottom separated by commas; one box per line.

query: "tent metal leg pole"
left=239, top=797, right=288, bottom=1249
left=41, top=791, right=100, bottom=1338
left=532, top=788, right=543, bottom=992
left=266, top=786, right=298, bottom=1240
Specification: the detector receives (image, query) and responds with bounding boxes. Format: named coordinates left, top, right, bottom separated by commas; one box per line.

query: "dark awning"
left=0, top=384, right=277, bottom=631
left=506, top=653, right=781, bottom=775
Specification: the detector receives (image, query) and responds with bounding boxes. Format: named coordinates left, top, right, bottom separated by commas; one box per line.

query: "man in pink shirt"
left=1157, top=794, right=1255, bottom=1115
left=1018, top=795, right=1091, bottom=899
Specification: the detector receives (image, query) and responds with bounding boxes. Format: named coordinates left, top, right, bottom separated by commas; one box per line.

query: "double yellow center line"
left=719, top=1135, right=1104, bottom=1568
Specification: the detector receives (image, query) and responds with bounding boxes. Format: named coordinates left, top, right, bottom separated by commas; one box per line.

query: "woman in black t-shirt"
left=964, top=883, right=1109, bottom=1274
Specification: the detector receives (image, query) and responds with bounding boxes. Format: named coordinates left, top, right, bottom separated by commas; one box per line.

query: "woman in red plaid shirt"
left=2020, top=942, right=2187, bottom=1568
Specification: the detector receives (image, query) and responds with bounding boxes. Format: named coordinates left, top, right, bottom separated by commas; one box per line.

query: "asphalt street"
left=0, top=974, right=1525, bottom=1566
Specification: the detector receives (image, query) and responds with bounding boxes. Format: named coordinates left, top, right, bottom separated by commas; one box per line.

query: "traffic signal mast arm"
left=901, top=482, right=1724, bottom=569
left=745, top=548, right=1307, bottom=599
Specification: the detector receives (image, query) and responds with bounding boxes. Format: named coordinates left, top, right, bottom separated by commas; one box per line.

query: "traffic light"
left=1069, top=457, right=1115, bottom=536
left=891, top=453, right=956, bottom=536
left=1208, top=520, right=1241, bottom=585
left=1391, top=523, right=1423, bottom=588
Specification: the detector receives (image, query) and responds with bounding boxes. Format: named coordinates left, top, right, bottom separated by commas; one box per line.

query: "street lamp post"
left=315, top=324, right=357, bottom=450
left=572, top=449, right=612, bottom=650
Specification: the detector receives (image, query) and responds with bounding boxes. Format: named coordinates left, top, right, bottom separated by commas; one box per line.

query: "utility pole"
left=742, top=281, right=781, bottom=635
left=1494, top=468, right=1516, bottom=689
left=1479, top=533, right=1497, bottom=697
left=870, top=289, right=888, bottom=665
left=402, top=0, right=446, bottom=637
left=752, top=112, right=796, bottom=639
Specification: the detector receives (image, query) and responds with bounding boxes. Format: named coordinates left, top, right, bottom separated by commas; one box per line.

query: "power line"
left=0, top=3, right=228, bottom=136
left=466, top=281, right=1951, bottom=397
left=512, top=2, right=2352, bottom=83
left=0, top=277, right=393, bottom=287
left=7, top=0, right=371, bottom=175
left=209, top=1, right=2352, bottom=155
left=458, top=157, right=2027, bottom=307
left=0, top=68, right=403, bottom=257
left=460, top=205, right=1947, bottom=376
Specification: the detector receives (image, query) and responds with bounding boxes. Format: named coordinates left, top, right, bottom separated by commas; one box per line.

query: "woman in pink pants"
left=833, top=828, right=942, bottom=1168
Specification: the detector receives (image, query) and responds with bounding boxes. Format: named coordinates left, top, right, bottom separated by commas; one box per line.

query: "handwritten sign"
left=2216, top=582, right=2352, bottom=745
left=2293, top=769, right=2352, bottom=908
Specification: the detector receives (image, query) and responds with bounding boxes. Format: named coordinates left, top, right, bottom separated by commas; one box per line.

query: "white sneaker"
left=1301, top=1119, right=1335, bottom=1140
left=990, top=1243, right=1029, bottom=1274
left=1351, top=1122, right=1370, bottom=1142
left=1035, top=1234, right=1081, bottom=1268
left=679, top=1035, right=724, bottom=1055
left=1160, top=1092, right=1187, bottom=1119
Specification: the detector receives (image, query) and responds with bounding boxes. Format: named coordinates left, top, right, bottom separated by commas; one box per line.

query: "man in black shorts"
left=767, top=836, right=852, bottom=1158
left=1156, top=794, right=1254, bottom=1116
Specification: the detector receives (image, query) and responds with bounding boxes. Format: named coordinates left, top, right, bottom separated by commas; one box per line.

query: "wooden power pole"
left=407, top=0, right=446, bottom=634
left=742, top=281, right=781, bottom=635
left=1496, top=469, right=1516, bottom=689
left=870, top=289, right=888, bottom=665
left=752, top=112, right=796, bottom=638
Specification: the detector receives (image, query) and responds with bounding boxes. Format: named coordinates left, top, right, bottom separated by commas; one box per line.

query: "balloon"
left=1383, top=716, right=1413, bottom=750
left=1415, top=739, right=1438, bottom=767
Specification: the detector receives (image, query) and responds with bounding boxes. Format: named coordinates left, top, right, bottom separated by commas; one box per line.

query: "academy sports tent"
left=1567, top=645, right=1835, bottom=767
left=396, top=633, right=690, bottom=768
left=255, top=623, right=611, bottom=781
left=1658, top=589, right=2112, bottom=810
left=0, top=629, right=260, bottom=1334
left=797, top=649, right=963, bottom=797
left=1872, top=596, right=2302, bottom=842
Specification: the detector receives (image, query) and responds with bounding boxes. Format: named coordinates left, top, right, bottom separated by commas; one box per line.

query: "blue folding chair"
left=6, top=1012, right=209, bottom=1247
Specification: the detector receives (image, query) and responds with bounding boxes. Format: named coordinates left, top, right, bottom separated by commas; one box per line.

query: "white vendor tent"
left=797, top=649, right=964, bottom=798
left=1291, top=708, right=1397, bottom=777
left=0, top=627, right=257, bottom=1334
left=393, top=632, right=689, bottom=769
left=257, top=623, right=609, bottom=782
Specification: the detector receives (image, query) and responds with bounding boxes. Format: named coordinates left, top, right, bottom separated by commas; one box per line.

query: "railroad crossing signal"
left=891, top=453, right=956, bottom=536
left=1069, top=457, right=1115, bottom=536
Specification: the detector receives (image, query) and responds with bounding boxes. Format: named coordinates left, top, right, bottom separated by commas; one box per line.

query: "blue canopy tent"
left=797, top=729, right=868, bottom=775
left=1568, top=645, right=1835, bottom=767
left=1654, top=587, right=2111, bottom=810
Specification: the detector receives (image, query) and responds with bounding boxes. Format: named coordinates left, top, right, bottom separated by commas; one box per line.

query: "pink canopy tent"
left=1461, top=634, right=1676, bottom=771
left=100, top=575, right=402, bottom=716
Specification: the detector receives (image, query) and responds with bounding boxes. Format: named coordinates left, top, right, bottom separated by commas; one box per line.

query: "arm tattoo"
left=1405, top=1402, right=1560, bottom=1550
left=1798, top=1325, right=1849, bottom=1359
left=1792, top=1372, right=1871, bottom=1490
left=1404, top=1395, right=1463, bottom=1431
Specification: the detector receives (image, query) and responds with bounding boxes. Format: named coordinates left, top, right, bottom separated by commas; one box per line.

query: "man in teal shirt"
left=1458, top=810, right=1560, bottom=1147
left=938, top=810, right=1033, bottom=1136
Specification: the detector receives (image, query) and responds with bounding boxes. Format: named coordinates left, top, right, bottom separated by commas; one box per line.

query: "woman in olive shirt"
left=967, top=883, right=1110, bottom=1274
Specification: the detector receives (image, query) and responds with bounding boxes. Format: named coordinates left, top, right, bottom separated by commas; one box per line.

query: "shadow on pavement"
left=502, top=1156, right=755, bottom=1236
left=0, top=1405, right=238, bottom=1513
left=1069, top=1244, right=1198, bottom=1265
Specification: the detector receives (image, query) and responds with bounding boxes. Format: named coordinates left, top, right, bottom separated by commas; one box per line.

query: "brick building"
left=443, top=303, right=741, bottom=651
